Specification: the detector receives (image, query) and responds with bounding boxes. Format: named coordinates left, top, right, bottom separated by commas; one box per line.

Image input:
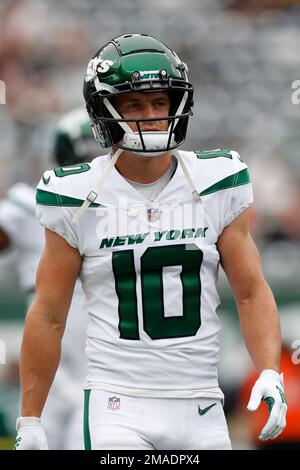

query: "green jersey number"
left=112, top=244, right=203, bottom=340
left=54, top=163, right=90, bottom=177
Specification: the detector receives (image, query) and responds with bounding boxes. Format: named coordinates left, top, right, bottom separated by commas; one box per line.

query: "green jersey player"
left=15, top=34, right=287, bottom=450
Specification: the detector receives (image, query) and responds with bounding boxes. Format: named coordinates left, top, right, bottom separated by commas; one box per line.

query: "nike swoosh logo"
left=42, top=175, right=51, bottom=185
left=198, top=402, right=217, bottom=415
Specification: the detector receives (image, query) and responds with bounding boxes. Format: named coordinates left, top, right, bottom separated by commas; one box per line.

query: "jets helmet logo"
left=97, top=59, right=113, bottom=73
left=85, top=58, right=113, bottom=82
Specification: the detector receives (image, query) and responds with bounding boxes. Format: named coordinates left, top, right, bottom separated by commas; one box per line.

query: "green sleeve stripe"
left=36, top=189, right=100, bottom=207
left=84, top=389, right=92, bottom=450
left=195, top=149, right=233, bottom=159
left=200, top=168, right=250, bottom=196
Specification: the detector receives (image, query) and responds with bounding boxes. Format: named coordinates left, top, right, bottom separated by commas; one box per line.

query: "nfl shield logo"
left=108, top=396, right=120, bottom=410
left=147, top=208, right=161, bottom=222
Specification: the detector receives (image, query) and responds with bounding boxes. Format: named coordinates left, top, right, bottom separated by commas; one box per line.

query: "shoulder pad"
left=36, top=161, right=103, bottom=208
left=187, top=149, right=250, bottom=197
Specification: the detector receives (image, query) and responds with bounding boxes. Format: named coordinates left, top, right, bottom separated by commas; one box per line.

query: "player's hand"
left=14, top=417, right=49, bottom=450
left=247, top=369, right=287, bottom=441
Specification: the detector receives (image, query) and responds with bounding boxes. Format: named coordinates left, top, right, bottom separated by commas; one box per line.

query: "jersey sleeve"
left=0, top=184, right=35, bottom=247
left=221, top=151, right=253, bottom=230
left=0, top=199, right=23, bottom=246
left=35, top=171, right=79, bottom=249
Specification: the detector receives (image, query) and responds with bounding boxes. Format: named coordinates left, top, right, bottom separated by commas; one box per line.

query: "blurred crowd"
left=0, top=0, right=300, bottom=449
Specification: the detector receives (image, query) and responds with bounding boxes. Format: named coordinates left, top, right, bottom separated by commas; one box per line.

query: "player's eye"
left=154, top=99, right=169, bottom=109
left=124, top=102, right=142, bottom=111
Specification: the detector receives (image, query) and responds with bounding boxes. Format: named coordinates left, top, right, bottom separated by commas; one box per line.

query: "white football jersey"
left=36, top=149, right=253, bottom=399
left=0, top=183, right=44, bottom=291
left=0, top=182, right=87, bottom=381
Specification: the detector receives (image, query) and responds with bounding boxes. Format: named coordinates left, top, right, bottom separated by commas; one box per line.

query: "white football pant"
left=85, top=390, right=232, bottom=450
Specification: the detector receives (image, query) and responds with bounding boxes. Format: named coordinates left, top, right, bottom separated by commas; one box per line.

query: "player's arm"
left=15, top=228, right=82, bottom=450
left=217, top=208, right=280, bottom=372
left=217, top=208, right=287, bottom=440
left=0, top=226, right=10, bottom=250
left=20, top=228, right=82, bottom=417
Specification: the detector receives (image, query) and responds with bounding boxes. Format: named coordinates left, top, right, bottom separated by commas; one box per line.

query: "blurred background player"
left=0, top=108, right=99, bottom=449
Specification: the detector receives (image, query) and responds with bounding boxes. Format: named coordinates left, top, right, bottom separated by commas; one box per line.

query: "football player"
left=0, top=108, right=97, bottom=449
left=39, top=108, right=99, bottom=449
left=15, top=34, right=287, bottom=450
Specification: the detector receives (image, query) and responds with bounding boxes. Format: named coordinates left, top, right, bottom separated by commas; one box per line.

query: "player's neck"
left=112, top=149, right=172, bottom=184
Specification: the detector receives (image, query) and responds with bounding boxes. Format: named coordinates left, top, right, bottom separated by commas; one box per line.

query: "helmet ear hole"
left=88, top=95, right=126, bottom=148
left=91, top=122, right=107, bottom=147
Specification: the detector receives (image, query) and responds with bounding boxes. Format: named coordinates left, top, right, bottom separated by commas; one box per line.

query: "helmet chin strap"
left=172, top=149, right=220, bottom=220
left=72, top=147, right=123, bottom=223
left=72, top=141, right=167, bottom=223
left=172, top=149, right=201, bottom=202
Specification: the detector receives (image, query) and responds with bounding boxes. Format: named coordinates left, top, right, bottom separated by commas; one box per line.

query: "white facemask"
left=122, top=131, right=176, bottom=157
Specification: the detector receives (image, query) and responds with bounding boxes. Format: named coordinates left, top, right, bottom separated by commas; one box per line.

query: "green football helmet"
left=53, top=108, right=99, bottom=167
left=83, top=33, right=194, bottom=156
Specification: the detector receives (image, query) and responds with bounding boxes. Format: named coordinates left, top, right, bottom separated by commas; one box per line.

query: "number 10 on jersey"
left=112, top=244, right=203, bottom=340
